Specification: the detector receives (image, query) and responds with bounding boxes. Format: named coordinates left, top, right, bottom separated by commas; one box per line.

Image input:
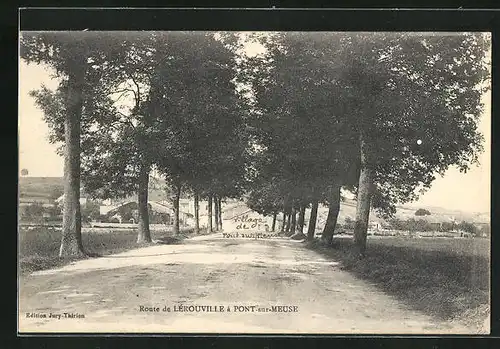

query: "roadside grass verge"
left=19, top=226, right=207, bottom=275
left=306, top=236, right=490, bottom=333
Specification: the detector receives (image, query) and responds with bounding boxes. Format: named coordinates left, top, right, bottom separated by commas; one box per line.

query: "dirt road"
left=18, top=234, right=472, bottom=334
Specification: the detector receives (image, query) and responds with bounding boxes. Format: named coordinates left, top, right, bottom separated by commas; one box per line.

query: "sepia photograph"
left=18, top=30, right=491, bottom=334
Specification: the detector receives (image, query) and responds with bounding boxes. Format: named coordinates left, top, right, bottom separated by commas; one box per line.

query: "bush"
left=21, top=202, right=45, bottom=221
left=81, top=201, right=101, bottom=223
left=388, top=218, right=435, bottom=232
left=457, top=221, right=478, bottom=236
left=440, top=221, right=454, bottom=232
left=478, top=224, right=491, bottom=237
left=45, top=204, right=62, bottom=217
left=150, top=211, right=170, bottom=224
left=408, top=218, right=434, bottom=232
left=98, top=214, right=108, bottom=222
left=343, top=217, right=355, bottom=230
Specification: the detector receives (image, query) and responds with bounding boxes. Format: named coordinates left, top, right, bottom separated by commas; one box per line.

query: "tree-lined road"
left=20, top=32, right=490, bottom=257
left=19, top=234, right=470, bottom=334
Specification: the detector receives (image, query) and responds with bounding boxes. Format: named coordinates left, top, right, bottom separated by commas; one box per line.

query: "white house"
left=100, top=204, right=117, bottom=216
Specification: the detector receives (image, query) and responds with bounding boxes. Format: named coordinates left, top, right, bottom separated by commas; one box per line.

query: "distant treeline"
left=341, top=217, right=490, bottom=237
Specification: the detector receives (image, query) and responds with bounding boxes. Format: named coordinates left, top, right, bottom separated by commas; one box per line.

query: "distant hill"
left=18, top=176, right=170, bottom=204
left=313, top=198, right=489, bottom=226
left=18, top=177, right=64, bottom=203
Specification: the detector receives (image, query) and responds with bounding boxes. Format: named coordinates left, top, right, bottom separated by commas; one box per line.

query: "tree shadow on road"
left=305, top=237, right=489, bottom=331
left=154, top=235, right=186, bottom=245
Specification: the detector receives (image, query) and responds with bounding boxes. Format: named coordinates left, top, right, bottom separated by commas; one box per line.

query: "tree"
left=148, top=32, right=250, bottom=234
left=214, top=195, right=220, bottom=231
left=244, top=32, right=488, bottom=255
left=457, top=221, right=478, bottom=235
left=171, top=184, right=181, bottom=235
left=22, top=32, right=167, bottom=252
left=310, top=32, right=490, bottom=255
left=194, top=193, right=200, bottom=234
left=478, top=224, right=490, bottom=237
left=21, top=32, right=96, bottom=256
left=243, top=33, right=359, bottom=244
left=271, top=212, right=277, bottom=232
left=415, top=208, right=431, bottom=216
left=406, top=218, right=434, bottom=233
left=79, top=34, right=160, bottom=244
left=26, top=33, right=177, bottom=245
left=367, top=33, right=486, bottom=253
left=306, top=200, right=319, bottom=240
left=289, top=205, right=297, bottom=236
left=218, top=197, right=223, bottom=231
left=208, top=195, right=213, bottom=233
left=245, top=180, right=282, bottom=218
left=296, top=205, right=306, bottom=234
left=321, top=185, right=342, bottom=244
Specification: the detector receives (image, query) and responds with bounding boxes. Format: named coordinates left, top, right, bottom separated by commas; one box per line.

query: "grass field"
left=308, top=236, right=490, bottom=332
left=18, top=226, right=200, bottom=275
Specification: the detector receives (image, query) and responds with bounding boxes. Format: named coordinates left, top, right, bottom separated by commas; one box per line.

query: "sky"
left=18, top=33, right=492, bottom=214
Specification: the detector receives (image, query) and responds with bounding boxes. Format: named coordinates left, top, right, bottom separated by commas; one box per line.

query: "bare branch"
left=108, top=88, right=136, bottom=95
left=113, top=90, right=131, bottom=104
left=114, top=110, right=137, bottom=130
left=116, top=110, right=130, bottom=119
left=127, top=71, right=142, bottom=106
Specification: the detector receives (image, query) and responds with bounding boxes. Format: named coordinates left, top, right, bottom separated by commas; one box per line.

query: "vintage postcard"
left=18, top=30, right=491, bottom=334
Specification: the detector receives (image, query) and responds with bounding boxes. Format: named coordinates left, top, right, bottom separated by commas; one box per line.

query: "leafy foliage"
left=244, top=32, right=489, bottom=223
left=243, top=33, right=360, bottom=213
left=81, top=201, right=100, bottom=222
left=148, top=32, right=250, bottom=201
left=339, top=33, right=489, bottom=217
left=415, top=208, right=432, bottom=216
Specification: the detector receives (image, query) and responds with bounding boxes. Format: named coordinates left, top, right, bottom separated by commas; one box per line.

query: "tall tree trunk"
left=136, top=164, right=152, bottom=243
left=321, top=184, right=341, bottom=245
left=272, top=213, right=277, bottom=232
left=297, top=205, right=306, bottom=234
left=208, top=195, right=213, bottom=233
left=282, top=196, right=290, bottom=233
left=285, top=212, right=291, bottom=233
left=59, top=60, right=86, bottom=257
left=214, top=195, right=220, bottom=231
left=289, top=207, right=297, bottom=235
left=194, top=192, right=200, bottom=234
left=218, top=197, right=223, bottom=231
left=172, top=183, right=181, bottom=235
left=354, top=133, right=374, bottom=257
left=307, top=199, right=319, bottom=240
left=136, top=70, right=154, bottom=243
left=280, top=211, right=286, bottom=232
